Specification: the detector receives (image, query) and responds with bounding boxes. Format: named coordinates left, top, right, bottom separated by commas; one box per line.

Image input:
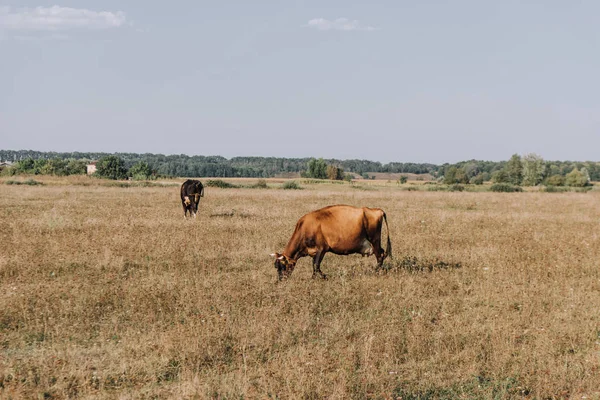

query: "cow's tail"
left=383, top=211, right=392, bottom=259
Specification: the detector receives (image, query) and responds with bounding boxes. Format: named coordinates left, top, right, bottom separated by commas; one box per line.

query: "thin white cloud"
left=306, top=18, right=377, bottom=32
left=0, top=5, right=127, bottom=32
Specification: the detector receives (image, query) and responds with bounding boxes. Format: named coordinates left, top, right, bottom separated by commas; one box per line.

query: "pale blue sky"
left=1, top=1, right=599, bottom=163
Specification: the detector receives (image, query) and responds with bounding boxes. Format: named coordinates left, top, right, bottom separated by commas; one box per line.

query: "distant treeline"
left=0, top=150, right=598, bottom=181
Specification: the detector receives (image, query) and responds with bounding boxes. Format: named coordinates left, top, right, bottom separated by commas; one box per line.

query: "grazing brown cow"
left=180, top=179, right=204, bottom=218
left=270, top=205, right=392, bottom=280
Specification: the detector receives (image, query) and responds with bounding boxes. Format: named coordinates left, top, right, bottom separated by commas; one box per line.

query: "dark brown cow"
left=270, top=205, right=392, bottom=280
left=180, top=179, right=204, bottom=218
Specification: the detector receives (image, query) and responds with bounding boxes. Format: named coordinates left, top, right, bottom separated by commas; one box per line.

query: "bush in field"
left=282, top=180, right=302, bottom=190
left=449, top=184, right=465, bottom=192
left=545, top=174, right=565, bottom=186
left=343, top=173, right=353, bottom=182
left=0, top=165, right=17, bottom=176
left=95, top=156, right=128, bottom=180
left=206, top=179, right=238, bottom=188
left=252, top=179, right=268, bottom=189
left=66, top=159, right=87, bottom=175
left=490, top=183, right=523, bottom=192
left=398, top=175, right=408, bottom=184
left=492, top=169, right=510, bottom=183
left=5, top=179, right=43, bottom=186
left=129, top=161, right=155, bottom=181
left=565, top=168, right=590, bottom=187
left=470, top=174, right=485, bottom=185
left=543, top=185, right=570, bottom=193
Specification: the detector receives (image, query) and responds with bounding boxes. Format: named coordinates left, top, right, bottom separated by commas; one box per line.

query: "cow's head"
left=184, top=196, right=192, bottom=206
left=270, top=253, right=296, bottom=280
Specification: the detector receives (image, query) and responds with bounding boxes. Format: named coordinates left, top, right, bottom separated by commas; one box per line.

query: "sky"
left=1, top=1, right=599, bottom=164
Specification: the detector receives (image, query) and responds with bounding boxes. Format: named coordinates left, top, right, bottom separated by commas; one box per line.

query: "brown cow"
left=270, top=205, right=392, bottom=280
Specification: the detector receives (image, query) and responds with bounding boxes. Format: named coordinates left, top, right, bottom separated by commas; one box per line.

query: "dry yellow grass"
left=1, top=176, right=599, bottom=399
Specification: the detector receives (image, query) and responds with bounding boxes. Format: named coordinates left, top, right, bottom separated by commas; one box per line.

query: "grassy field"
left=1, top=176, right=599, bottom=399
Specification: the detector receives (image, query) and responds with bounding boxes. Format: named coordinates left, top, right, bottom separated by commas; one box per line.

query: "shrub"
left=5, top=179, right=43, bottom=186
left=565, top=168, right=589, bottom=187
left=542, top=186, right=570, bottom=193
left=545, top=174, right=565, bottom=187
left=398, top=176, right=408, bottom=184
left=470, top=174, right=485, bottom=185
left=205, top=179, right=238, bottom=189
left=282, top=180, right=302, bottom=190
left=449, top=184, right=465, bottom=192
left=490, top=183, right=523, bottom=192
left=129, top=161, right=156, bottom=181
left=573, top=186, right=593, bottom=193
left=95, top=156, right=127, bottom=180
left=252, top=179, right=268, bottom=189
left=427, top=185, right=449, bottom=192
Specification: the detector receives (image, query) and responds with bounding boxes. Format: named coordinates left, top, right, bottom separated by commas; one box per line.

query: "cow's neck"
left=283, top=234, right=303, bottom=261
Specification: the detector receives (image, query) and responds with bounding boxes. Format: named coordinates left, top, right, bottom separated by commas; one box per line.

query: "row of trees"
left=1, top=150, right=599, bottom=182
left=442, top=153, right=593, bottom=187
left=1, top=156, right=156, bottom=181
left=4, top=158, right=88, bottom=176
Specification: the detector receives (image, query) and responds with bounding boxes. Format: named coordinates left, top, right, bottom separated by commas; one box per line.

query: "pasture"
left=1, top=176, right=599, bottom=399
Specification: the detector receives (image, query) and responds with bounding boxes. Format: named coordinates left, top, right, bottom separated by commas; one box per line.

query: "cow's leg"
left=370, top=238, right=386, bottom=269
left=183, top=203, right=188, bottom=219
left=312, top=250, right=327, bottom=279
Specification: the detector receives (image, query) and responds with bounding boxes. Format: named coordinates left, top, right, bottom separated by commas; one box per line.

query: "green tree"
left=444, top=166, right=458, bottom=184
left=326, top=165, right=344, bottom=180
left=33, top=159, right=47, bottom=175
left=41, top=158, right=68, bottom=175
left=129, top=161, right=154, bottom=180
left=492, top=169, right=510, bottom=183
left=66, top=159, right=87, bottom=175
left=15, top=158, right=35, bottom=173
left=306, top=158, right=328, bottom=179
left=522, top=153, right=545, bottom=186
left=454, top=167, right=469, bottom=184
left=96, top=156, right=127, bottom=180
left=580, top=167, right=591, bottom=185
left=545, top=175, right=565, bottom=186
left=470, top=173, right=485, bottom=185
left=505, top=154, right=523, bottom=185
left=565, top=168, right=588, bottom=187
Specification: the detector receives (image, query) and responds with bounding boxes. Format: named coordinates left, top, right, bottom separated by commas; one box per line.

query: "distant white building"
left=86, top=161, right=97, bottom=175
left=0, top=161, right=13, bottom=168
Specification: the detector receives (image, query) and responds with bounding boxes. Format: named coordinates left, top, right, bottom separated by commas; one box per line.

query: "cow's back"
left=299, top=205, right=370, bottom=249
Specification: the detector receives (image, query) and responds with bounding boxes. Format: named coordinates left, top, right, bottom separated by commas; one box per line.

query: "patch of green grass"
left=382, top=255, right=462, bottom=273
left=5, top=179, right=44, bottom=186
